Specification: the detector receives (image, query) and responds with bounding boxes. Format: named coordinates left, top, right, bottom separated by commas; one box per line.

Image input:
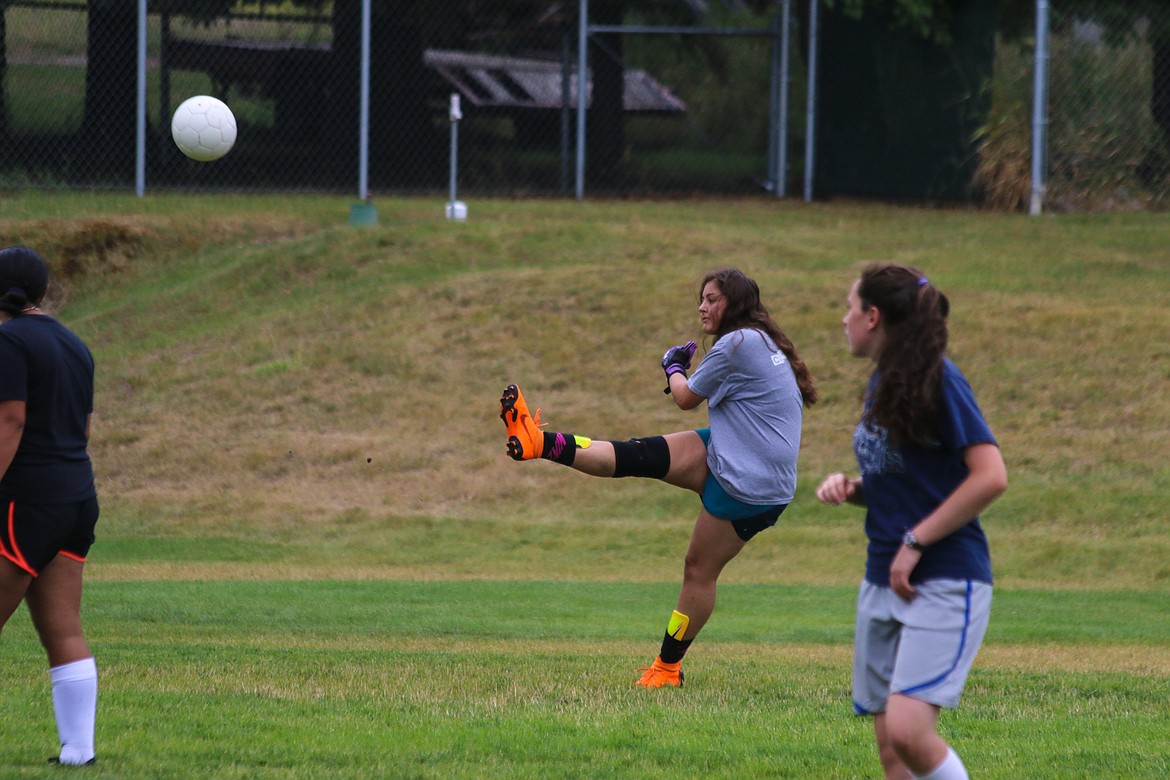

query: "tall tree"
left=810, top=0, right=998, bottom=199
left=828, top=0, right=1170, bottom=184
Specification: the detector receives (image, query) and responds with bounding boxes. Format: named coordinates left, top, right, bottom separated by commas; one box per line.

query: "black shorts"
left=0, top=495, right=99, bottom=576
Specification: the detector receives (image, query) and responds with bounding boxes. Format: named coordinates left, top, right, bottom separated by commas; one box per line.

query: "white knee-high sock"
left=914, top=747, right=968, bottom=780
left=50, top=657, right=97, bottom=765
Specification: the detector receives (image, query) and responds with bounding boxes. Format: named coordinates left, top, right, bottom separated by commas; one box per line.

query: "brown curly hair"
left=700, top=268, right=817, bottom=407
left=857, top=262, right=950, bottom=447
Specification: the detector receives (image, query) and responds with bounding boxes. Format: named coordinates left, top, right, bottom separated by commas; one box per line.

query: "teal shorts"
left=695, top=428, right=787, bottom=542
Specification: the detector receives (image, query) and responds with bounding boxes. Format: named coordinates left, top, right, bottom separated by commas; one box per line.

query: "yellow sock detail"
left=666, top=610, right=690, bottom=640
left=574, top=435, right=592, bottom=448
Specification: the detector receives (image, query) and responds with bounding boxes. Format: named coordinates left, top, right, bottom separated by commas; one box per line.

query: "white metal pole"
left=1029, top=0, right=1049, bottom=216
left=358, top=0, right=371, bottom=202
left=136, top=0, right=146, bottom=197
left=575, top=0, right=588, bottom=200
left=803, top=0, right=818, bottom=203
left=446, top=94, right=466, bottom=220
left=449, top=96, right=459, bottom=205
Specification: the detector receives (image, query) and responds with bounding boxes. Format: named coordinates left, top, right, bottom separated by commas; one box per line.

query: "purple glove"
left=661, top=341, right=697, bottom=393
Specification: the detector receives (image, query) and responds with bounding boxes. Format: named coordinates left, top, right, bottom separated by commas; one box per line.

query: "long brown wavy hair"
left=701, top=268, right=817, bottom=407
left=857, top=262, right=950, bottom=447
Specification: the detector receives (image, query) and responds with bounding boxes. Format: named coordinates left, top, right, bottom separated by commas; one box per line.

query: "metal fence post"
left=1029, top=0, right=1049, bottom=216
left=358, top=0, right=370, bottom=203
left=136, top=0, right=146, bottom=197
left=768, top=0, right=792, bottom=197
left=348, top=0, right=377, bottom=225
left=446, top=94, right=466, bottom=220
left=575, top=0, right=589, bottom=201
left=803, top=0, right=818, bottom=202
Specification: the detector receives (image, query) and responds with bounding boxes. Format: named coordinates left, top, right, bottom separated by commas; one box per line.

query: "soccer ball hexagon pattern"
left=171, top=96, right=237, bottom=162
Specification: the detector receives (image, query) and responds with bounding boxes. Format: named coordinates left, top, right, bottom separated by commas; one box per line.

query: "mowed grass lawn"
left=1, top=192, right=1169, bottom=778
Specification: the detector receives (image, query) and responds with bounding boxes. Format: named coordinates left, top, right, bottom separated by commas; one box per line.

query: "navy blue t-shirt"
left=0, top=315, right=96, bottom=503
left=854, top=359, right=995, bottom=586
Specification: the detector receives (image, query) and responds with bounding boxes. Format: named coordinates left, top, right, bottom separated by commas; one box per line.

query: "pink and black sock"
left=542, top=432, right=579, bottom=465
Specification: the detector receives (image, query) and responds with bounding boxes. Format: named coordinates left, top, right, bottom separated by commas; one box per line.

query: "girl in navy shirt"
left=817, top=262, right=1007, bottom=780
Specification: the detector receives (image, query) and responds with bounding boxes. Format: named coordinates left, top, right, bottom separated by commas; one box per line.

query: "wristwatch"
left=902, top=531, right=925, bottom=551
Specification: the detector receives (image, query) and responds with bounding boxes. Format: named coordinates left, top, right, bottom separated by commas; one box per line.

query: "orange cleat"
left=636, top=656, right=684, bottom=688
left=499, top=384, right=544, bottom=461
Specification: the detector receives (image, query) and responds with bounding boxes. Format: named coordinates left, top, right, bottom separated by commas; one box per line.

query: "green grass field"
left=1, top=192, right=1169, bottom=777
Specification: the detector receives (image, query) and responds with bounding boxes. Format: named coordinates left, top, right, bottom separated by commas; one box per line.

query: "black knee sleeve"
left=611, top=436, right=671, bottom=479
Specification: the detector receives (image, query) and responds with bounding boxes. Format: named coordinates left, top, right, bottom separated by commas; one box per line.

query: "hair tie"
left=917, top=277, right=929, bottom=287
left=5, top=286, right=26, bottom=297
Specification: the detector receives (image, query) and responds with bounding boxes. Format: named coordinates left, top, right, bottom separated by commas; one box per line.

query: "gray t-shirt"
left=687, top=328, right=803, bottom=505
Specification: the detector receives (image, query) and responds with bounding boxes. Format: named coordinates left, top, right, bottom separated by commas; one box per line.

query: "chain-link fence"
left=2, top=1, right=1168, bottom=210
left=980, top=2, right=1170, bottom=212
left=1, top=1, right=797, bottom=197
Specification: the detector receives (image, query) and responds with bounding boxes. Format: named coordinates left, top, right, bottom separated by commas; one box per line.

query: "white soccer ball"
left=171, top=96, right=237, bottom=162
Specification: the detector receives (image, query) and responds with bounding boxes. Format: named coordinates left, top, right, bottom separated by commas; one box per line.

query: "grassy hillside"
left=5, top=191, right=1168, bottom=590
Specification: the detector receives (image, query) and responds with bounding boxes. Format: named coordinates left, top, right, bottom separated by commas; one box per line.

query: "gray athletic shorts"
left=852, top=578, right=992, bottom=714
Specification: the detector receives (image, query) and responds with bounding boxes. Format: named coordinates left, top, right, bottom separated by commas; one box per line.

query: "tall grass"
left=25, top=194, right=1164, bottom=591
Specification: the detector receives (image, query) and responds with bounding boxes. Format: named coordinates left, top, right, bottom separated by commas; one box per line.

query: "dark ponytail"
left=0, top=246, right=49, bottom=317
left=0, top=286, right=32, bottom=317
left=857, top=262, right=949, bottom=447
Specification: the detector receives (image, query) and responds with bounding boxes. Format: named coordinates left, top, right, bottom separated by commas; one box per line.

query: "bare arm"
left=889, top=442, right=1008, bottom=599
left=816, top=472, right=866, bottom=506
left=0, top=399, right=26, bottom=478
left=666, top=371, right=706, bottom=411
